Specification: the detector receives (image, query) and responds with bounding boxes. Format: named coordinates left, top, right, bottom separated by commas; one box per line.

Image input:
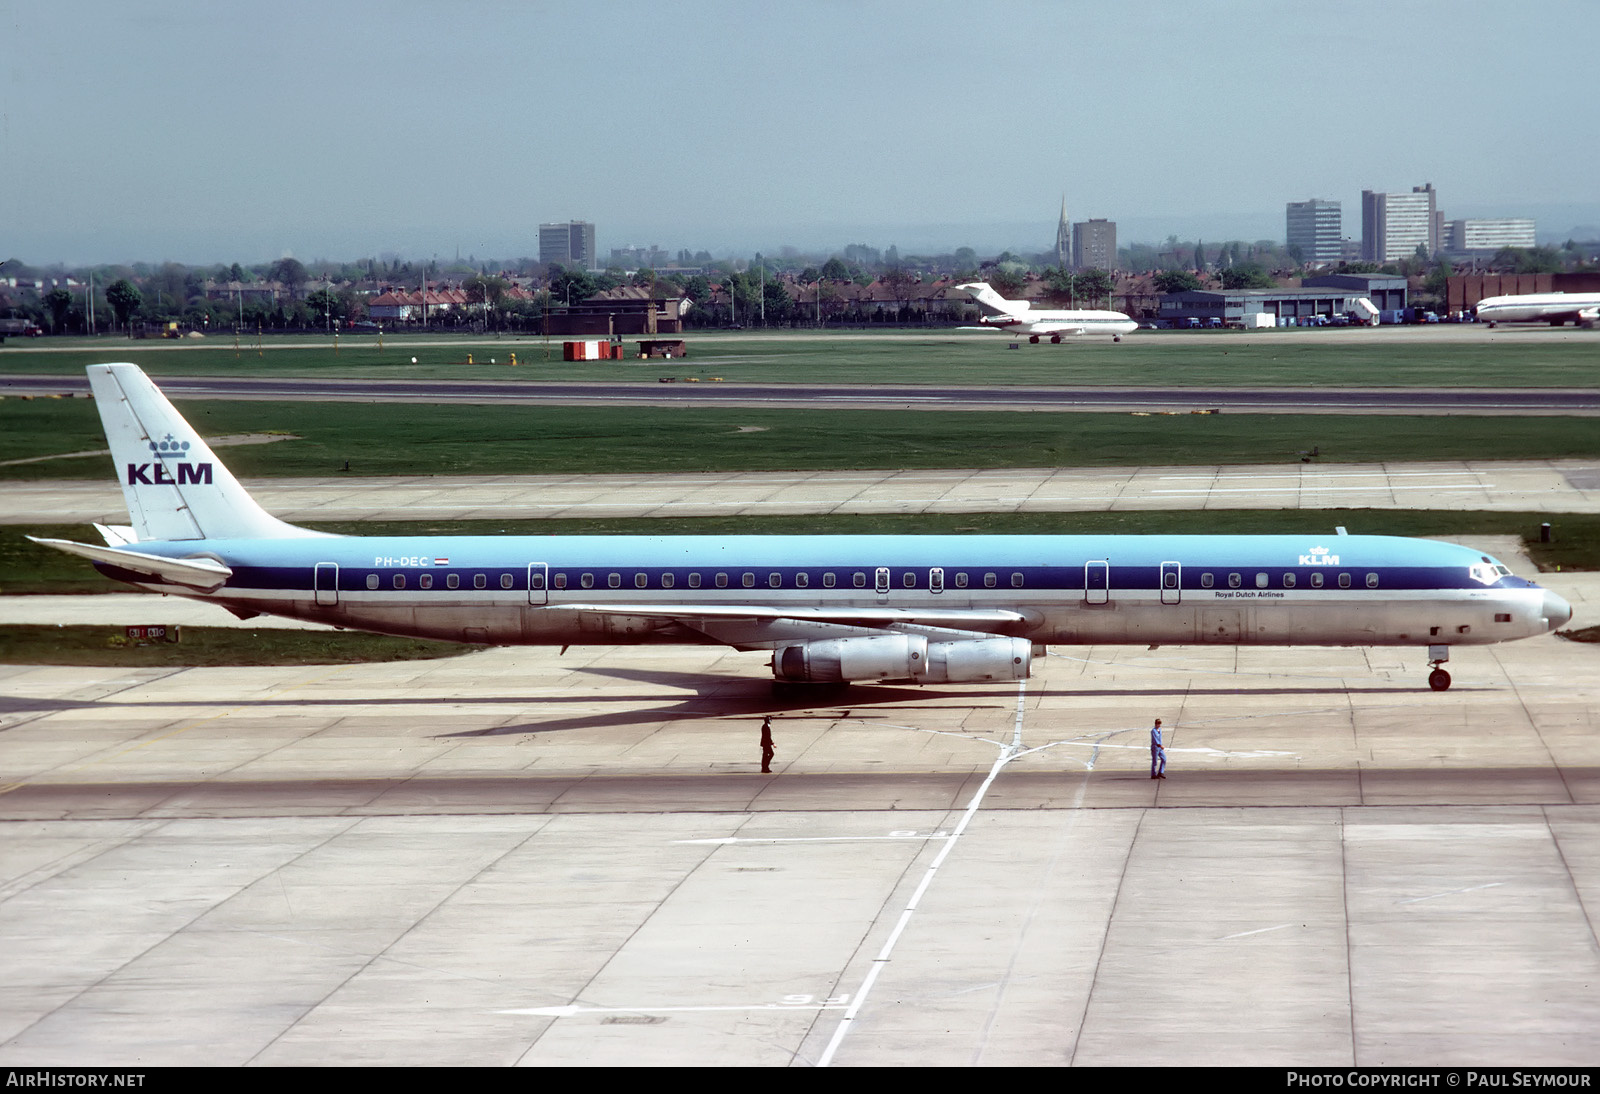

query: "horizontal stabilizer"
left=26, top=536, right=233, bottom=591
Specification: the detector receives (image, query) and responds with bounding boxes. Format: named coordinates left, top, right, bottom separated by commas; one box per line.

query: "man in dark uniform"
left=760, top=716, right=776, bottom=773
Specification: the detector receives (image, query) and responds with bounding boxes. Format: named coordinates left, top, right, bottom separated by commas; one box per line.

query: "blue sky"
left=4, top=0, right=1596, bottom=265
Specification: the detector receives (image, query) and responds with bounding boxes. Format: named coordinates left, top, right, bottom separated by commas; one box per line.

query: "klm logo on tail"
left=127, top=462, right=213, bottom=485
left=127, top=433, right=212, bottom=485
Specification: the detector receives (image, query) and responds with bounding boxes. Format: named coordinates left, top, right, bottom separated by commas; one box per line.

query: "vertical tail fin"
left=953, top=281, right=1027, bottom=316
left=87, top=363, right=321, bottom=542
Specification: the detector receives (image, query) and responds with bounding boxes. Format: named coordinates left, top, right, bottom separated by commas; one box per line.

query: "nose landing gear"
left=1427, top=644, right=1451, bottom=690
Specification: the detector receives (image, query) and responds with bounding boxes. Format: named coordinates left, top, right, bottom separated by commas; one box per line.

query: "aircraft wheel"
left=1113, top=335, right=1122, bottom=342
left=1028, top=335, right=1040, bottom=344
left=1428, top=668, right=1452, bottom=691
left=1050, top=335, right=1061, bottom=344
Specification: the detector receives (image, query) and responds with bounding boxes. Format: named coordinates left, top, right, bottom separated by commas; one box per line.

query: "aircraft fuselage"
left=102, top=532, right=1566, bottom=652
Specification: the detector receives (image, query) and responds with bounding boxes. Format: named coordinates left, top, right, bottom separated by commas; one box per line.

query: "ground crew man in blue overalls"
left=1150, top=718, right=1167, bottom=779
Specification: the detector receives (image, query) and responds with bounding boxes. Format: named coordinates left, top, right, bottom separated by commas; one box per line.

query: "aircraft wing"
left=26, top=537, right=233, bottom=591
left=557, top=602, right=1028, bottom=646
left=559, top=603, right=1025, bottom=628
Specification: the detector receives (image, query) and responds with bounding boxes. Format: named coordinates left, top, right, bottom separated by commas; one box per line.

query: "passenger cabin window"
left=902, top=571, right=916, bottom=588
left=1366, top=573, right=1379, bottom=588
left=608, top=573, right=621, bottom=589
left=475, top=574, right=487, bottom=590
left=742, top=573, right=755, bottom=588
left=716, top=573, right=728, bottom=588
left=1228, top=573, right=1241, bottom=588
left=688, top=573, right=701, bottom=588
left=1310, top=572, right=1323, bottom=588
left=500, top=574, right=513, bottom=590
left=1255, top=573, right=1268, bottom=588
left=852, top=572, right=866, bottom=588
left=1011, top=573, right=1024, bottom=588
left=769, top=572, right=782, bottom=588
left=447, top=574, right=460, bottom=590
left=393, top=575, right=406, bottom=589
left=874, top=568, right=890, bottom=594
left=823, top=573, right=836, bottom=588
left=1338, top=573, right=1351, bottom=588
left=1163, top=572, right=1178, bottom=589
left=553, top=574, right=566, bottom=590
left=984, top=573, right=997, bottom=588
left=662, top=573, right=675, bottom=589
left=955, top=573, right=968, bottom=588
left=1283, top=573, right=1295, bottom=588
left=1200, top=573, right=1213, bottom=588
left=635, top=573, right=648, bottom=589
left=420, top=574, right=433, bottom=590
left=366, top=574, right=379, bottom=590
left=796, top=572, right=809, bottom=588
left=580, top=574, right=593, bottom=589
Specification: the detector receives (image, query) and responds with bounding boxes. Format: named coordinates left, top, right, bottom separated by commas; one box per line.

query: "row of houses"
left=364, top=284, right=542, bottom=322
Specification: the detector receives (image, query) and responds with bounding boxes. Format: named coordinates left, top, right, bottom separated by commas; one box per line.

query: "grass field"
left=5, top=396, right=1600, bottom=480
left=8, top=510, right=1596, bottom=596
left=3, top=327, right=1599, bottom=388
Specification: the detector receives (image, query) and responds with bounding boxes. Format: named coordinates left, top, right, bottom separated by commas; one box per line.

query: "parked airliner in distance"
left=31, top=364, right=1571, bottom=692
left=954, top=281, right=1139, bottom=343
left=1475, top=292, right=1600, bottom=328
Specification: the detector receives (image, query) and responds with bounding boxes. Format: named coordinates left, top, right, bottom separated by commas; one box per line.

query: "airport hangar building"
left=1159, top=273, right=1406, bottom=325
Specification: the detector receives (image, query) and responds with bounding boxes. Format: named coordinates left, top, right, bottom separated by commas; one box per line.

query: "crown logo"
left=148, top=433, right=192, bottom=459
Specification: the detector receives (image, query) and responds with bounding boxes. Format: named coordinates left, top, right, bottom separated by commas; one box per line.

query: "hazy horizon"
left=6, top=1, right=1596, bottom=268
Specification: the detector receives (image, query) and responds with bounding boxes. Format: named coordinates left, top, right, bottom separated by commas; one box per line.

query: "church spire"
left=1056, top=194, right=1072, bottom=268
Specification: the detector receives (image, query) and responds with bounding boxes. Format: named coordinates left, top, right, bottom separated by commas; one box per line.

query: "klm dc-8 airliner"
left=31, top=364, right=1572, bottom=691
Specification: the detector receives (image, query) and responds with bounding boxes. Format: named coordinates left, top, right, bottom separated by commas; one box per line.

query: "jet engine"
left=772, top=634, right=1032, bottom=684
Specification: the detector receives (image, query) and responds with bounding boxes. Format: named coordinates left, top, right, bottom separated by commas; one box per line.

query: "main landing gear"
left=1427, top=644, right=1451, bottom=690
left=1049, top=334, right=1062, bottom=344
left=1028, top=334, right=1040, bottom=343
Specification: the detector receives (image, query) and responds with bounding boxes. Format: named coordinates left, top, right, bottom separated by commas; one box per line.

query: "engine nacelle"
left=924, top=637, right=1032, bottom=682
left=774, top=635, right=926, bottom=683
left=772, top=635, right=1033, bottom=683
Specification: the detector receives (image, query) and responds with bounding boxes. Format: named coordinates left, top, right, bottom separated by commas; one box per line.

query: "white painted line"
left=1397, top=881, right=1504, bottom=905
left=504, top=1001, right=849, bottom=1017
left=1219, top=923, right=1297, bottom=940
left=1048, top=741, right=1294, bottom=758
left=817, top=679, right=1029, bottom=1068
left=674, top=834, right=950, bottom=846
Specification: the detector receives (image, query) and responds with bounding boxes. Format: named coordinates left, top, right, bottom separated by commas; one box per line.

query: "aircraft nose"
left=1541, top=589, right=1573, bottom=631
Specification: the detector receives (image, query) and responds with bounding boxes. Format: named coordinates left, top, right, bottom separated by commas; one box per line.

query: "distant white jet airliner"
left=955, top=281, right=1139, bottom=343
left=28, top=364, right=1573, bottom=693
left=1475, top=292, right=1600, bottom=328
